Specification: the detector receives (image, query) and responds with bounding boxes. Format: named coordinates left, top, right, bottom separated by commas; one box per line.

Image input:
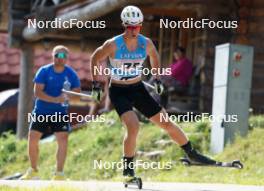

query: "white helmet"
left=121, top=5, right=143, bottom=26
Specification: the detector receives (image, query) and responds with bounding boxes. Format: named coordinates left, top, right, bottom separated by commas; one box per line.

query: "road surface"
left=1, top=180, right=264, bottom=191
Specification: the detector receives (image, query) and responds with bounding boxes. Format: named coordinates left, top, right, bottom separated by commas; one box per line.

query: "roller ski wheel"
left=180, top=158, right=243, bottom=169
left=180, top=158, right=191, bottom=166
left=222, top=160, right=243, bottom=169
left=123, top=176, right=142, bottom=189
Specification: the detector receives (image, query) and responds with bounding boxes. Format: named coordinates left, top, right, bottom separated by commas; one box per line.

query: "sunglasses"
left=55, top=52, right=67, bottom=59
left=125, top=25, right=141, bottom=30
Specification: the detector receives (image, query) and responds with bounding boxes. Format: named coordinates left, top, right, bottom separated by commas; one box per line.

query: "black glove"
left=91, top=81, right=103, bottom=102
left=153, top=79, right=164, bottom=95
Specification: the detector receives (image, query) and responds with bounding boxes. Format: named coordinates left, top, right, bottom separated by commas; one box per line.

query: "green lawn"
left=0, top=185, right=80, bottom=191
left=0, top=112, right=264, bottom=185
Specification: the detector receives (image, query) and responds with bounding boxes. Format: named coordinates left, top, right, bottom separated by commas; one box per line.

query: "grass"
left=0, top=185, right=80, bottom=191
left=0, top=112, right=264, bottom=185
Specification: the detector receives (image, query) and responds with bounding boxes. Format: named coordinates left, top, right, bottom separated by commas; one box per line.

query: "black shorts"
left=29, top=114, right=71, bottom=134
left=109, top=82, right=162, bottom=118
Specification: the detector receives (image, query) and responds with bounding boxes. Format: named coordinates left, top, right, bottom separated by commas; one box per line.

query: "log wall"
left=200, top=0, right=264, bottom=113
left=236, top=0, right=264, bottom=113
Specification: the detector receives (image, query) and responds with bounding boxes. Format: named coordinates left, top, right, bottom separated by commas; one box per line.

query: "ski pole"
left=62, top=89, right=93, bottom=99
left=142, top=81, right=155, bottom=90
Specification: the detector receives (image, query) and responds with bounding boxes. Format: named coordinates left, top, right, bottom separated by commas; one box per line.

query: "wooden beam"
left=169, top=29, right=176, bottom=64
left=22, top=0, right=151, bottom=42
left=0, top=75, right=19, bottom=84
left=42, top=28, right=121, bottom=40
left=32, top=38, right=104, bottom=52
left=16, top=45, right=34, bottom=139
left=142, top=7, right=196, bottom=18
left=0, top=0, right=8, bottom=31
left=179, top=28, right=188, bottom=48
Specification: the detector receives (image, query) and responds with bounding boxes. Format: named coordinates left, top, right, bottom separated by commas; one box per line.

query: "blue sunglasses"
left=55, top=52, right=67, bottom=59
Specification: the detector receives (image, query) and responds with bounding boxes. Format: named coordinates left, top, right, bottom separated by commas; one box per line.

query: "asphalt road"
left=1, top=180, right=264, bottom=191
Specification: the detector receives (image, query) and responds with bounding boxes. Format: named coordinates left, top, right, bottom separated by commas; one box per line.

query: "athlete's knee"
left=58, top=137, right=68, bottom=145
left=124, top=118, right=138, bottom=128
left=126, top=126, right=139, bottom=139
left=29, top=132, right=40, bottom=144
left=56, top=133, right=68, bottom=145
left=159, top=121, right=175, bottom=131
left=124, top=120, right=139, bottom=136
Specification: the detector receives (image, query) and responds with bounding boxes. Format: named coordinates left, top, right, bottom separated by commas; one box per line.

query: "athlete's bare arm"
left=90, top=39, right=116, bottom=81
left=146, top=38, right=161, bottom=80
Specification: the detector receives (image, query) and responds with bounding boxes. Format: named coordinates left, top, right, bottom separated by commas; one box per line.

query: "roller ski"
left=122, top=157, right=143, bottom=189
left=180, top=141, right=243, bottom=169
left=123, top=176, right=143, bottom=189
left=180, top=146, right=243, bottom=169
left=180, top=157, right=243, bottom=169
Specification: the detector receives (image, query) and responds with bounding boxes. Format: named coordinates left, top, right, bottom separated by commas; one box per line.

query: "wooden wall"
left=0, top=0, right=8, bottom=31
left=198, top=0, right=264, bottom=114
left=235, top=0, right=264, bottom=113
left=192, top=1, right=235, bottom=112
left=3, top=0, right=263, bottom=113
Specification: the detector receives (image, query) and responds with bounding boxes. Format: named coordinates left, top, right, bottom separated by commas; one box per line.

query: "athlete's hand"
left=91, top=81, right=103, bottom=102
left=54, top=95, right=65, bottom=104
left=153, top=79, right=164, bottom=95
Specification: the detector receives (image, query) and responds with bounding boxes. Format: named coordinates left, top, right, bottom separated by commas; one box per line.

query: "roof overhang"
left=22, top=0, right=152, bottom=42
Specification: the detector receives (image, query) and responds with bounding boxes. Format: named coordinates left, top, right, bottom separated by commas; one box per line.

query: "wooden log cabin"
left=0, top=0, right=263, bottom=137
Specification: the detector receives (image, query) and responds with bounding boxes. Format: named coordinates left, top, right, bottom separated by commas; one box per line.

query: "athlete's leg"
left=54, top=132, right=68, bottom=172
left=150, top=109, right=216, bottom=164
left=109, top=84, right=138, bottom=176
left=120, top=110, right=139, bottom=177
left=149, top=109, right=188, bottom=146
left=28, top=130, right=43, bottom=171
left=121, top=110, right=139, bottom=157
